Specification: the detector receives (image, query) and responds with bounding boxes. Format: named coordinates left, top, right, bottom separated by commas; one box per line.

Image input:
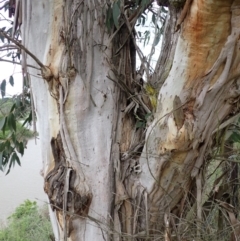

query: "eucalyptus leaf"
left=8, top=113, right=16, bottom=132
left=10, top=103, right=16, bottom=113
left=229, top=132, right=240, bottom=143
left=0, top=117, right=6, bottom=130
left=13, top=152, right=21, bottom=166
left=9, top=75, right=14, bottom=86
left=152, top=13, right=156, bottom=25
left=0, top=33, right=4, bottom=43
left=106, top=5, right=114, bottom=32
left=112, top=1, right=120, bottom=28
left=1, top=79, right=6, bottom=98
left=17, top=142, right=24, bottom=156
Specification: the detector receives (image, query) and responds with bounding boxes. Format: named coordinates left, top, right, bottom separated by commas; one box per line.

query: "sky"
left=0, top=6, right=22, bottom=97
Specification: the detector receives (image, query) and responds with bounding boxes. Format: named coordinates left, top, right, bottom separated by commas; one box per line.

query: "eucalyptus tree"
left=1, top=0, right=240, bottom=240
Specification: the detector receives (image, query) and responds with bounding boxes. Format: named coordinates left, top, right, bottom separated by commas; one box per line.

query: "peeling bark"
left=21, top=0, right=240, bottom=240
left=139, top=0, right=240, bottom=235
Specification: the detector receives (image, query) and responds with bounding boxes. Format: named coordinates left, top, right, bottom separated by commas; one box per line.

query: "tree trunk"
left=22, top=0, right=240, bottom=240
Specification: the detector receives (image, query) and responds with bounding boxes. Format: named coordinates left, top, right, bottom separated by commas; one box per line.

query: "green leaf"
left=12, top=132, right=16, bottom=144
left=10, top=103, right=16, bottom=113
left=13, top=152, right=21, bottom=166
left=136, top=120, right=145, bottom=128
left=22, top=111, right=32, bottom=127
left=16, top=142, right=24, bottom=156
left=15, top=154, right=20, bottom=166
left=112, top=1, right=120, bottom=28
left=145, top=112, right=152, bottom=120
left=229, top=132, right=240, bottom=143
left=5, top=140, right=10, bottom=152
left=7, top=113, right=16, bottom=132
left=0, top=117, right=6, bottom=130
left=5, top=154, right=13, bottom=175
left=9, top=75, right=14, bottom=86
left=106, top=5, right=114, bottom=32
left=0, top=143, right=5, bottom=152
left=1, top=79, right=6, bottom=98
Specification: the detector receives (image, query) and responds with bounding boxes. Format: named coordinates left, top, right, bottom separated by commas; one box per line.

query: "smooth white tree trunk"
left=23, top=0, right=117, bottom=240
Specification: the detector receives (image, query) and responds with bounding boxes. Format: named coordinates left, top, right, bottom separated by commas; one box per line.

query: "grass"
left=0, top=200, right=53, bottom=241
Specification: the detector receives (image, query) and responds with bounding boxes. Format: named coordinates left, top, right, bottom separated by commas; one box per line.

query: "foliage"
left=0, top=19, right=35, bottom=174
left=0, top=97, right=35, bottom=174
left=0, top=200, right=53, bottom=241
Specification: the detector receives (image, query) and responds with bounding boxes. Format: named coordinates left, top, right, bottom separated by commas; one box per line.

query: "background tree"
left=1, top=0, right=240, bottom=240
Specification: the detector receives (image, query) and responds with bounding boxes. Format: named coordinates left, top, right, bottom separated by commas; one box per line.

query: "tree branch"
left=0, top=29, right=45, bottom=68
left=0, top=58, right=41, bottom=70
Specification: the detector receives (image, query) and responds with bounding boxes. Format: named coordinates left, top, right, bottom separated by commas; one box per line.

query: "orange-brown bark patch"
left=182, top=0, right=232, bottom=88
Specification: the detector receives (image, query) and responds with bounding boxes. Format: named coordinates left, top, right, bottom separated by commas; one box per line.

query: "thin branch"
left=0, top=29, right=45, bottom=68
left=0, top=44, right=19, bottom=50
left=0, top=47, right=17, bottom=51
left=0, top=58, right=41, bottom=70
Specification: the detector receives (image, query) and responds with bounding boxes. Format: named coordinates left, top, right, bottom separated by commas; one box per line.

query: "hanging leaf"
left=112, top=1, right=120, bottom=28
left=0, top=117, right=6, bottom=130
left=1, top=79, right=6, bottom=98
left=5, top=158, right=13, bottom=175
left=152, top=13, right=156, bottom=25
left=12, top=133, right=16, bottom=144
left=5, top=140, right=11, bottom=152
left=13, top=152, right=21, bottom=166
left=8, top=113, right=16, bottom=132
left=0, top=33, right=4, bottom=43
left=144, top=30, right=150, bottom=46
left=141, top=15, right=146, bottom=26
left=153, top=29, right=161, bottom=46
left=9, top=75, right=14, bottom=86
left=22, top=111, right=32, bottom=127
left=0, top=143, right=6, bottom=152
left=10, top=103, right=16, bottom=113
left=106, top=5, right=114, bottom=32
left=16, top=141, right=24, bottom=156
